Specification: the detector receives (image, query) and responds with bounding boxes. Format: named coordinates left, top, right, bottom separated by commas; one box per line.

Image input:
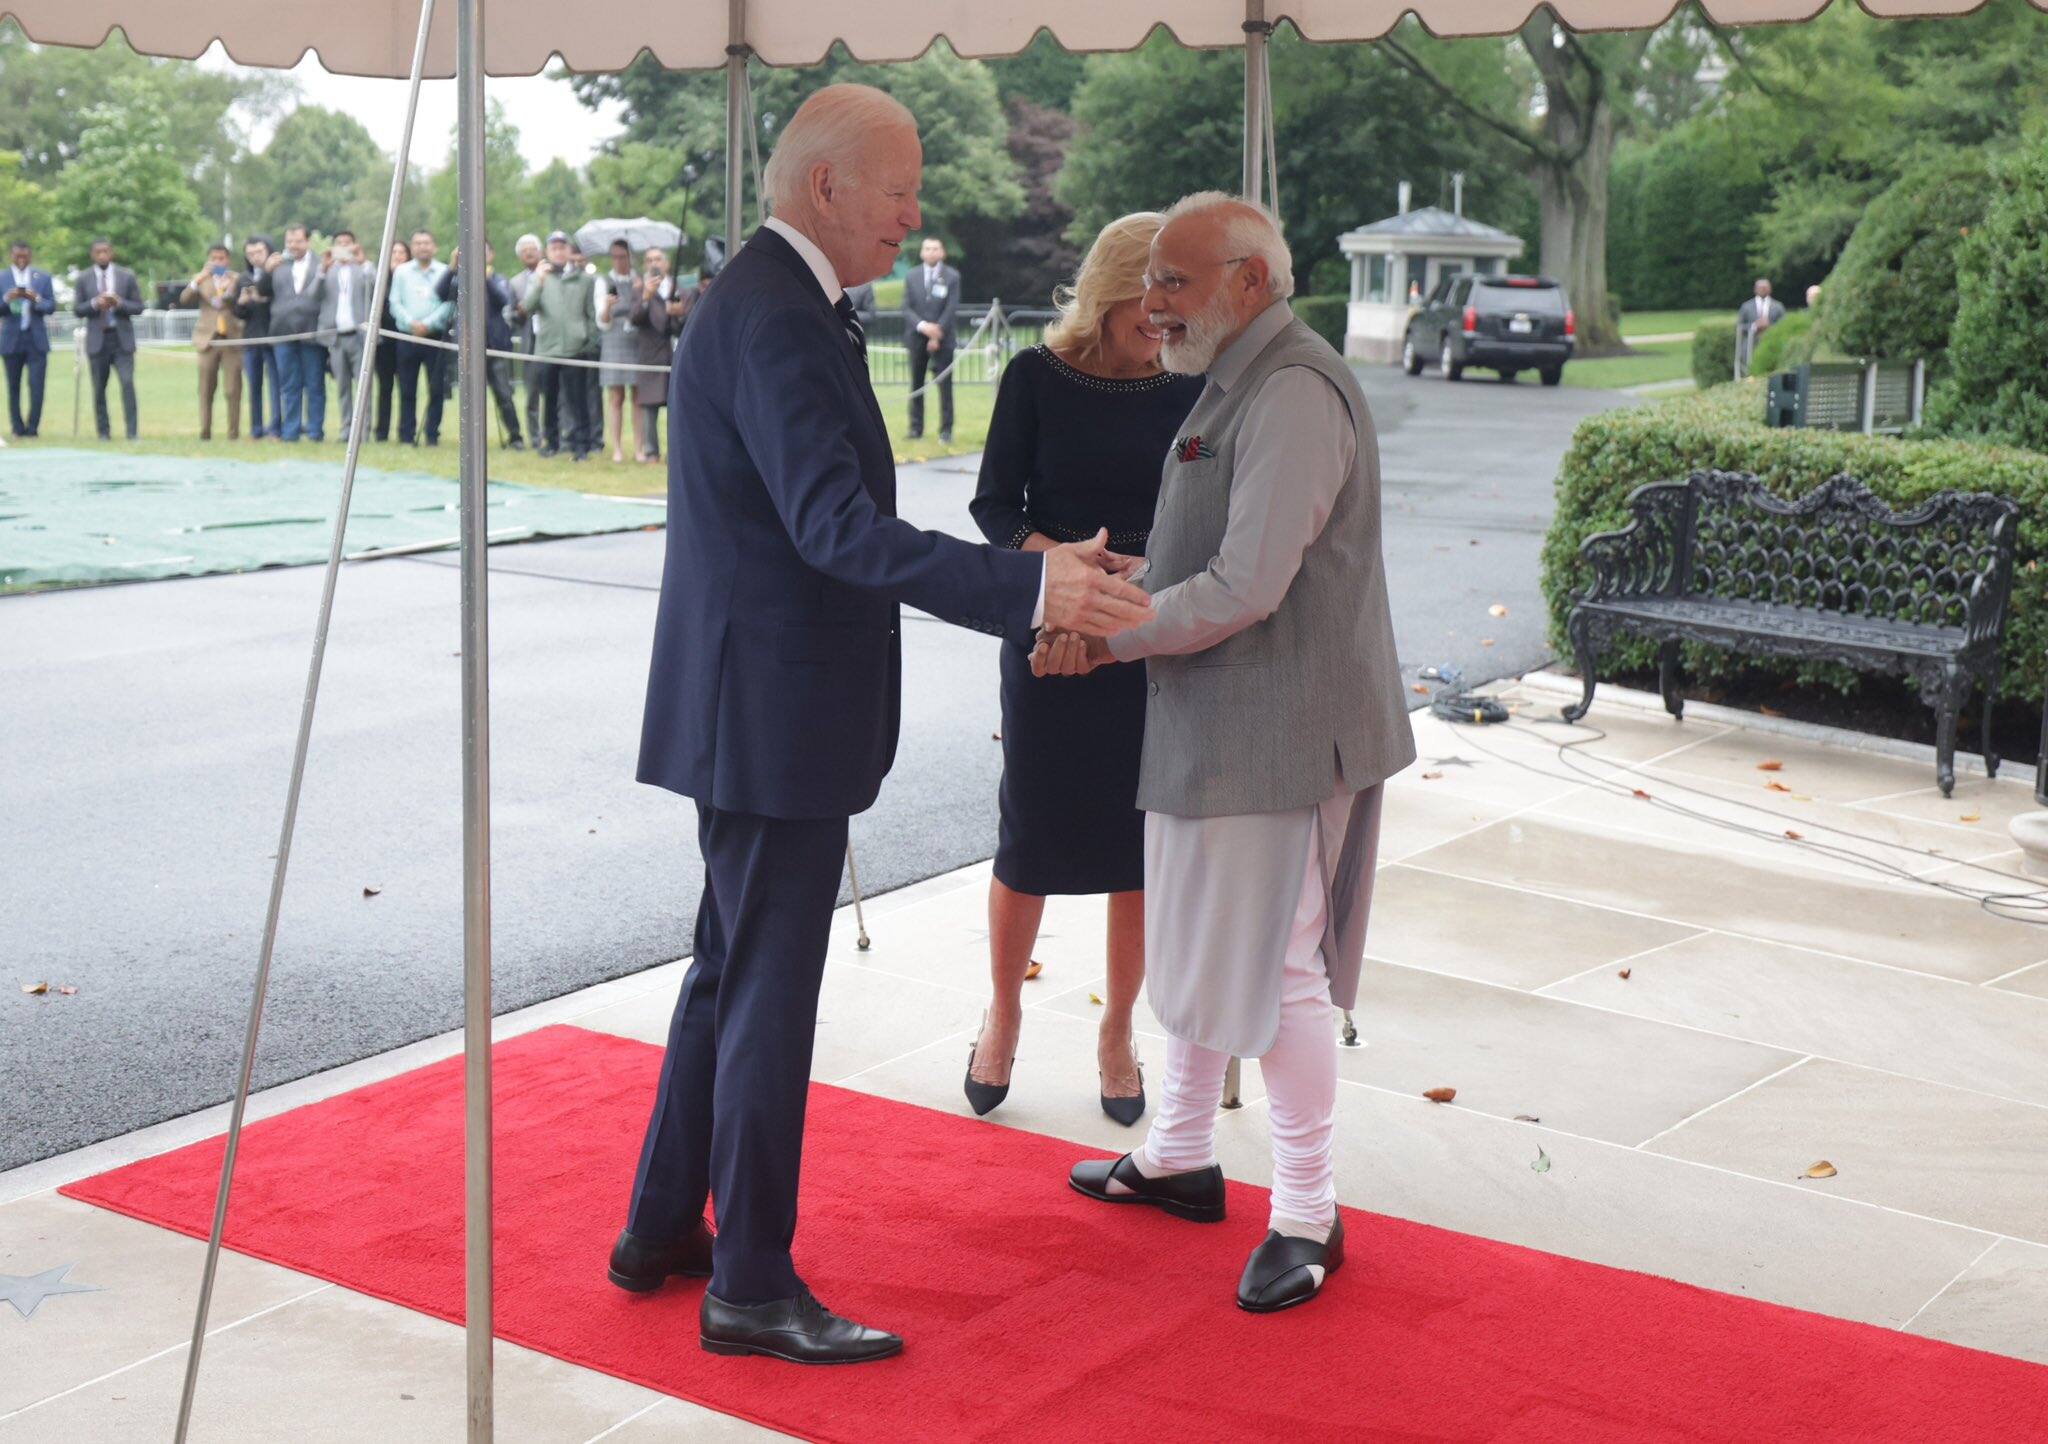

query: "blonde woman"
left=965, top=213, right=1205, bottom=1123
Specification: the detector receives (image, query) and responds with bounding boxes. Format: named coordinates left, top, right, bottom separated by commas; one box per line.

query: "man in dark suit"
left=268, top=223, right=329, bottom=442
left=901, top=234, right=959, bottom=441
left=74, top=238, right=145, bottom=441
left=615, top=82, right=1152, bottom=1366
left=2, top=240, right=57, bottom=437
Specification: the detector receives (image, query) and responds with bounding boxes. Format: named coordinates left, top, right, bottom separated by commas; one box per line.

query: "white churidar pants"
left=1139, top=818, right=1337, bottom=1231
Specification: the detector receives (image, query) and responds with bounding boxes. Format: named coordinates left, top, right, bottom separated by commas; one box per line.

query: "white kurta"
left=1145, top=783, right=1383, bottom=1057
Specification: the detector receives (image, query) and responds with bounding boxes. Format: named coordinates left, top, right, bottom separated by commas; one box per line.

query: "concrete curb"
left=1513, top=668, right=2039, bottom=792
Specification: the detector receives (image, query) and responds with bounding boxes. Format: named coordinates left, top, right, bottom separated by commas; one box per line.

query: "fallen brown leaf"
left=1959, top=812, right=1982, bottom=824
left=1023, top=961, right=1043, bottom=981
left=1784, top=830, right=1804, bottom=841
left=21, top=982, right=48, bottom=995
left=1513, top=1114, right=1541, bottom=1123
left=1618, top=968, right=1632, bottom=980
left=1802, top=1160, right=1838, bottom=1180
left=1423, top=1087, right=1457, bottom=1103
left=1087, top=992, right=1103, bottom=1006
left=1480, top=637, right=1496, bottom=647
left=1632, top=788, right=1652, bottom=800
left=1411, top=683, right=1430, bottom=695
left=362, top=886, right=382, bottom=898
left=1759, top=704, right=1787, bottom=718
left=1488, top=603, right=1509, bottom=618
left=1757, top=760, right=1784, bottom=772
left=1421, top=771, right=1444, bottom=781
left=1765, top=781, right=1792, bottom=793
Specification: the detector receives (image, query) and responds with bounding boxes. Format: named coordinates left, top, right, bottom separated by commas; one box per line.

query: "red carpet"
left=63, top=1025, right=2046, bottom=1442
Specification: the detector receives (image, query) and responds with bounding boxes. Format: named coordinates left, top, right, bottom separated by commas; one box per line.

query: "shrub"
left=1541, top=380, right=2048, bottom=702
left=1292, top=295, right=1347, bottom=353
left=1927, top=132, right=2048, bottom=453
left=1691, top=320, right=1737, bottom=390
left=1747, top=309, right=1817, bottom=376
left=1822, top=154, right=1997, bottom=366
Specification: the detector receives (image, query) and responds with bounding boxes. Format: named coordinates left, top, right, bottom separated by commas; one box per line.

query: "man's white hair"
left=514, top=233, right=541, bottom=252
left=1164, top=191, right=1294, bottom=299
left=763, top=84, right=917, bottom=211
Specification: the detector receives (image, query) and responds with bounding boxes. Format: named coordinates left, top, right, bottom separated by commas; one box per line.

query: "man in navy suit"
left=612, top=83, right=1153, bottom=1365
left=74, top=237, right=146, bottom=441
left=2, top=240, right=57, bottom=437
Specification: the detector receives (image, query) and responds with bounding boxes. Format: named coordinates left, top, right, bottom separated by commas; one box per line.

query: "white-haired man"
left=614, top=83, right=1153, bottom=1364
left=508, top=232, right=545, bottom=442
left=1040, top=192, right=1415, bottom=1311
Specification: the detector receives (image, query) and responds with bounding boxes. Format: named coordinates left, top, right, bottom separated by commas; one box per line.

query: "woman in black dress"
left=965, top=212, right=1204, bottom=1124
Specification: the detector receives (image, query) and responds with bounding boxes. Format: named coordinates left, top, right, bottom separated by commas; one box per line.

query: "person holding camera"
left=181, top=244, right=245, bottom=440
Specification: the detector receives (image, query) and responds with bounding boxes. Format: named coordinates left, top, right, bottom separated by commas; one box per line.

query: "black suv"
left=1404, top=273, right=1574, bottom=385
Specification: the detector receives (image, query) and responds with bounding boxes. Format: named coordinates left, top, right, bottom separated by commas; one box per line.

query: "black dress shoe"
left=1069, top=1153, right=1225, bottom=1223
left=1237, top=1217, right=1345, bottom=1313
left=607, top=1221, right=714, bottom=1292
left=700, top=1287, right=902, bottom=1365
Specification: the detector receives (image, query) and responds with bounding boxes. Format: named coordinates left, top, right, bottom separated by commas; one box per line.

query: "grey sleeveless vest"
left=1137, top=312, right=1416, bottom=818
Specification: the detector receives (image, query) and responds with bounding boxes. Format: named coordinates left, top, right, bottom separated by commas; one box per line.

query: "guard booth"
left=1339, top=177, right=1525, bottom=363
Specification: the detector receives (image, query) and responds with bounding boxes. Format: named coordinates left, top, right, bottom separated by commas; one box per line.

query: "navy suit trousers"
left=626, top=803, right=848, bottom=1304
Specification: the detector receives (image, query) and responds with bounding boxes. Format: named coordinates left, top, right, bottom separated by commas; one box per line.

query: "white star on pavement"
left=1, top=1264, right=101, bottom=1320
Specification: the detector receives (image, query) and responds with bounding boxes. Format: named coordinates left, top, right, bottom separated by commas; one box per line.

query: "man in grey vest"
left=1041, top=192, right=1415, bottom=1312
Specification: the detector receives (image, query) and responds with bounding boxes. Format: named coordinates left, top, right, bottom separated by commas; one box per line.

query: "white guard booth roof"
left=5, top=0, right=2032, bottom=77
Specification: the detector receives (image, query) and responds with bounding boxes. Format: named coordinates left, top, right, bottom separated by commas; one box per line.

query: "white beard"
left=1159, top=290, right=1240, bottom=375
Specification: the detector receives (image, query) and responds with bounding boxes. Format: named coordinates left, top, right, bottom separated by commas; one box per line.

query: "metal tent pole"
left=725, top=0, right=748, bottom=260
left=455, top=0, right=496, bottom=1437
left=171, top=3, right=438, bottom=1439
left=1242, top=1, right=1270, bottom=204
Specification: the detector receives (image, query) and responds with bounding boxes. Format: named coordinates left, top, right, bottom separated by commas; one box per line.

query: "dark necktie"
left=834, top=293, right=866, bottom=363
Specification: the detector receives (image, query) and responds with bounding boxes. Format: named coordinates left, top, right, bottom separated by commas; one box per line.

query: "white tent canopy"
left=6, top=0, right=2030, bottom=76
left=10, top=1, right=2026, bottom=1439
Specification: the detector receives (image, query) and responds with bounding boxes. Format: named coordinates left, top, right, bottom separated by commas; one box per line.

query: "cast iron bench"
left=1563, top=470, right=2019, bottom=796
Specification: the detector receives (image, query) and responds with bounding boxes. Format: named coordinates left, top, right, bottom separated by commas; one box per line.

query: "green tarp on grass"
left=0, top=449, right=664, bottom=591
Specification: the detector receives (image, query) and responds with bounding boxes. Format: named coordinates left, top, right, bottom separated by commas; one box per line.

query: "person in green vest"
left=519, top=229, right=601, bottom=460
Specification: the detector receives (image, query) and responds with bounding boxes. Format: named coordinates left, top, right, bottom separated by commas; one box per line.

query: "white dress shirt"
left=335, top=265, right=357, bottom=332
left=762, top=216, right=1044, bottom=626
left=293, top=253, right=313, bottom=293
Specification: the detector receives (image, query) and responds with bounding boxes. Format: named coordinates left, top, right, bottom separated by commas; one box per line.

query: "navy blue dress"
left=970, top=345, right=1204, bottom=896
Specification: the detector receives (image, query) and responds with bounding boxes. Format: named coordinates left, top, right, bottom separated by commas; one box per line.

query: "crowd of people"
left=0, top=228, right=715, bottom=458
left=1, top=226, right=972, bottom=455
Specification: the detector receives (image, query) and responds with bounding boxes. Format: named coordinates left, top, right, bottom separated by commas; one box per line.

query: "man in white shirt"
left=318, top=229, right=376, bottom=446
left=73, top=238, right=143, bottom=440
left=900, top=234, right=961, bottom=441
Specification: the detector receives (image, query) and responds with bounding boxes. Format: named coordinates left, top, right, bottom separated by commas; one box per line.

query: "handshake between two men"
left=1038, top=528, right=1152, bottom=659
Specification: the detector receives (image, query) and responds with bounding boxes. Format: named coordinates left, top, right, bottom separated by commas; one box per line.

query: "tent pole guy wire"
left=172, top=3, right=441, bottom=1440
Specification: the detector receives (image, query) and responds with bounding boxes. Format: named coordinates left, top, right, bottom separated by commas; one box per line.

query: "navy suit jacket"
left=638, top=226, right=1040, bottom=819
left=1, top=268, right=57, bottom=356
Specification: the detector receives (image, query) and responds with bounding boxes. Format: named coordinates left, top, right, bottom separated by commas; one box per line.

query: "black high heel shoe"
left=964, top=1010, right=1015, bottom=1117
left=1099, top=1042, right=1146, bottom=1127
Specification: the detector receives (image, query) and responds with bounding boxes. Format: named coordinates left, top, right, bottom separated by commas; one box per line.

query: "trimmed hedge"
left=1541, top=380, right=2048, bottom=703
left=1691, top=319, right=1736, bottom=391
left=1823, top=155, right=1996, bottom=369
left=1293, top=294, right=1347, bottom=353
left=1747, top=309, right=1818, bottom=377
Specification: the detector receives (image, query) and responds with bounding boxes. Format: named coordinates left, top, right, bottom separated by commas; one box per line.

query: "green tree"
left=1607, top=119, right=1768, bottom=310
left=0, top=150, right=68, bottom=258
left=1058, top=31, right=1531, bottom=304
left=53, top=83, right=205, bottom=282
left=986, top=31, right=1088, bottom=111
left=1926, top=131, right=2048, bottom=451
left=0, top=22, right=284, bottom=234
left=421, top=100, right=532, bottom=261
left=1821, top=155, right=1997, bottom=366
left=525, top=158, right=591, bottom=237
left=239, top=107, right=382, bottom=238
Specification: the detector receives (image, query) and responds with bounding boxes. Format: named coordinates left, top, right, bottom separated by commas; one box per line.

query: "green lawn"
left=1621, top=310, right=1719, bottom=339
left=30, top=343, right=992, bottom=499
left=1561, top=335, right=1695, bottom=391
